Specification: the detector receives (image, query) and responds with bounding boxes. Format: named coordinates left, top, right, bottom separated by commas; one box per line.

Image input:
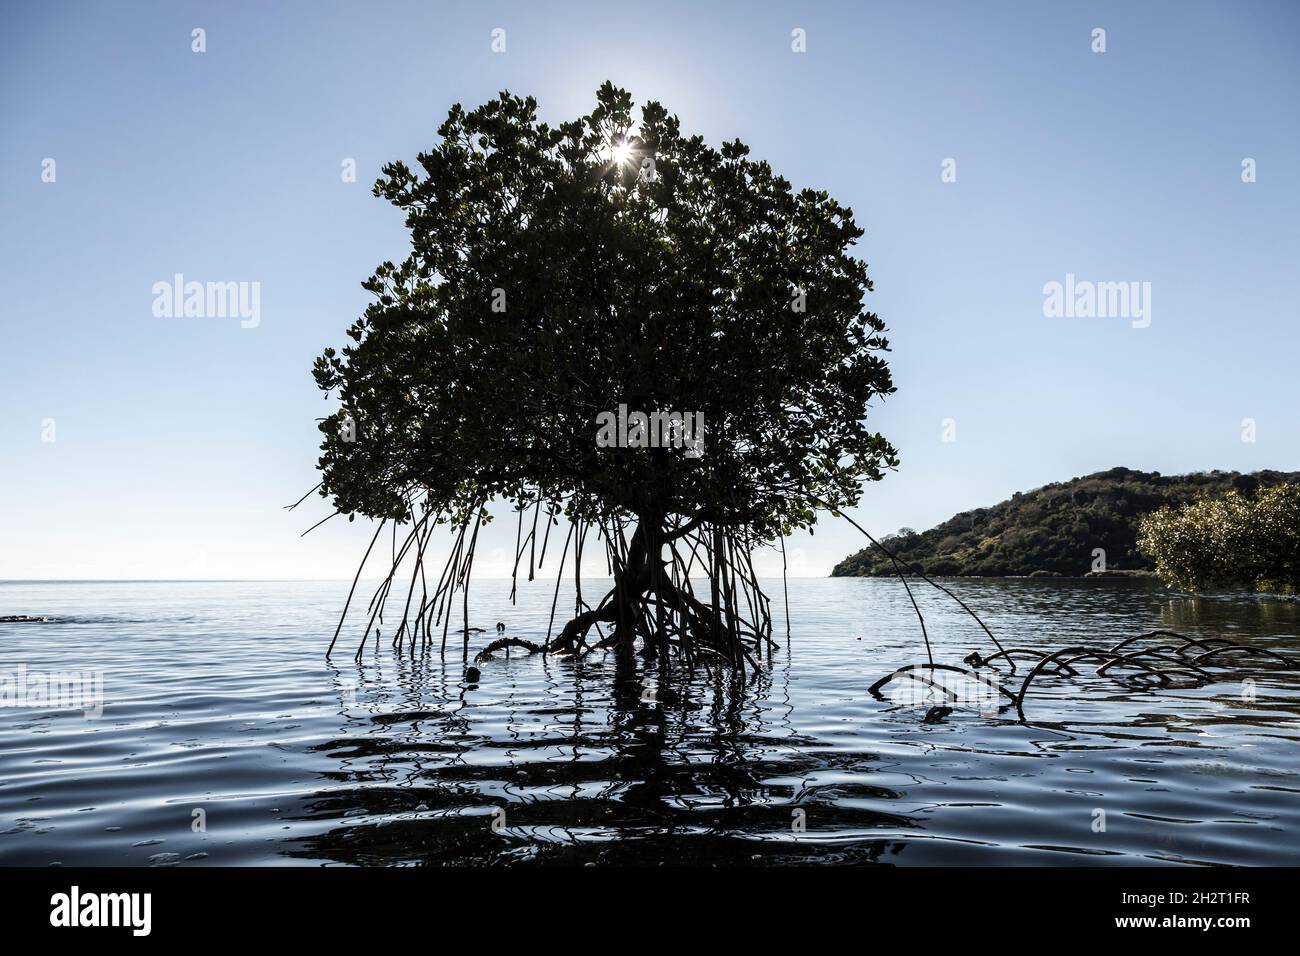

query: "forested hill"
left=831, top=467, right=1300, bottom=578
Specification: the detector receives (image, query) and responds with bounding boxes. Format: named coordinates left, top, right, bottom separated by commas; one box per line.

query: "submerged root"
left=474, top=637, right=547, bottom=661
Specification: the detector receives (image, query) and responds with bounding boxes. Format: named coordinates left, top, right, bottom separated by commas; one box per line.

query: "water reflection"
left=293, top=652, right=909, bottom=864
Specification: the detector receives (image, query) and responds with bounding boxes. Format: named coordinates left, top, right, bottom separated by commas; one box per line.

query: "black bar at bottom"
left=0, top=865, right=1277, bottom=940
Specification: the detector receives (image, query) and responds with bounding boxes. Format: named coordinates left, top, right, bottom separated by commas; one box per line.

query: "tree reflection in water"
left=289, top=651, right=912, bottom=864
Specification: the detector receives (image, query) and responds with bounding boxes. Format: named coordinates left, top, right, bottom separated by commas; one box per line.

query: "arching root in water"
left=869, top=663, right=1019, bottom=704
left=877, top=629, right=1300, bottom=722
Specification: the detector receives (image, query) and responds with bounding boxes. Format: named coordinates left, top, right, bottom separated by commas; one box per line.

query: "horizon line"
left=0, top=574, right=834, bottom=584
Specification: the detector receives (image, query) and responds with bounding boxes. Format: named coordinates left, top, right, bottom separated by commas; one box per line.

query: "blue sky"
left=1, top=0, right=1297, bottom=579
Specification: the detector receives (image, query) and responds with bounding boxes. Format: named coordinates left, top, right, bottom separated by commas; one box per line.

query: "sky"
left=1, top=0, right=1298, bottom=580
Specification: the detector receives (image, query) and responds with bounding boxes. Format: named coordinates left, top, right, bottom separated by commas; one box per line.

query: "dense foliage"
left=831, top=467, right=1300, bottom=578
left=314, top=82, right=896, bottom=539
left=1138, top=483, right=1300, bottom=593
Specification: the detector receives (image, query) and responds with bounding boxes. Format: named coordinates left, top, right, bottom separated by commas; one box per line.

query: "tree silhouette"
left=312, top=83, right=896, bottom=675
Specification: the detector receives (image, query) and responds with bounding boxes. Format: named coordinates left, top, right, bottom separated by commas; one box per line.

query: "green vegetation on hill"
left=831, top=467, right=1300, bottom=578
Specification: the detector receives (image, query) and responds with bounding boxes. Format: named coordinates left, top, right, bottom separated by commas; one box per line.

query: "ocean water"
left=1, top=577, right=1297, bottom=866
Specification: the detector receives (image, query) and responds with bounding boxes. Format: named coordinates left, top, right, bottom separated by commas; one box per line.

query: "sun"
left=610, top=140, right=634, bottom=166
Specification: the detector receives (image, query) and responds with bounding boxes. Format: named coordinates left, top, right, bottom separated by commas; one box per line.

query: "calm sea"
left=1, top=577, right=1297, bottom=866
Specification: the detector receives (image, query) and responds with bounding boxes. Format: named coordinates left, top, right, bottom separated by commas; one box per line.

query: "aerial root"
left=879, top=629, right=1300, bottom=722
left=318, top=487, right=778, bottom=683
